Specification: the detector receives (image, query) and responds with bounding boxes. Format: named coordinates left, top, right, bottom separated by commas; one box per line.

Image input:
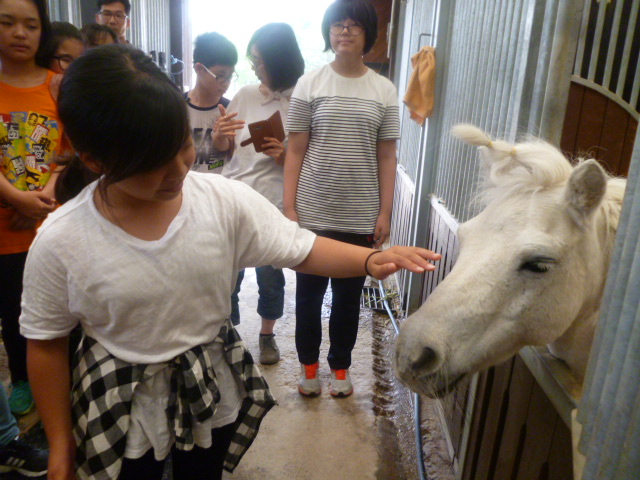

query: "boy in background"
left=185, top=32, right=237, bottom=174
left=95, top=0, right=130, bottom=44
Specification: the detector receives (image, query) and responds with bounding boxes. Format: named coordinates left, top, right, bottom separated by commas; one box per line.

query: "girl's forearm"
left=283, top=132, right=309, bottom=214
left=377, top=140, right=397, bottom=217
left=0, top=172, right=18, bottom=204
left=294, top=236, right=440, bottom=279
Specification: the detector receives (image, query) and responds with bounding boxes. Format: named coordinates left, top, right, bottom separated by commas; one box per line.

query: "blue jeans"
left=0, top=383, right=19, bottom=447
left=295, top=230, right=372, bottom=370
left=230, top=266, right=285, bottom=326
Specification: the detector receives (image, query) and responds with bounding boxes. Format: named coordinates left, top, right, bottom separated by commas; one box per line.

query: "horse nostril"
left=411, top=346, right=437, bottom=371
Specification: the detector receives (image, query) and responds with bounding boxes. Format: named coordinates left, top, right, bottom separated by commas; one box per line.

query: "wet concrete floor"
left=226, top=268, right=389, bottom=479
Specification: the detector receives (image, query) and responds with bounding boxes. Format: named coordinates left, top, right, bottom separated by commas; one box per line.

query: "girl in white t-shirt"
left=216, top=23, right=305, bottom=366
left=20, top=44, right=439, bottom=480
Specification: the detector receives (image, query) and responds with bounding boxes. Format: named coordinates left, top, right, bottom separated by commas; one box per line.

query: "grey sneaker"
left=259, top=334, right=281, bottom=365
left=299, top=362, right=321, bottom=397
left=330, top=369, right=353, bottom=397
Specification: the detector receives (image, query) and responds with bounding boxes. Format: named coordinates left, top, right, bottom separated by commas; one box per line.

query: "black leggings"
left=295, top=230, right=373, bottom=370
left=117, top=422, right=236, bottom=480
left=0, top=252, right=29, bottom=383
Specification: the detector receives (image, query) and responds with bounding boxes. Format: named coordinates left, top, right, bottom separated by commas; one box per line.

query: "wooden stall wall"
left=561, top=83, right=638, bottom=177
left=460, top=359, right=573, bottom=480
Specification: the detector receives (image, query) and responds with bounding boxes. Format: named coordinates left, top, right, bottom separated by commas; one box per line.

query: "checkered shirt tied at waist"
left=70, top=320, right=276, bottom=480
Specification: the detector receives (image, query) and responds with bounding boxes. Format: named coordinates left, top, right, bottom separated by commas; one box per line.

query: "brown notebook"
left=240, top=110, right=285, bottom=153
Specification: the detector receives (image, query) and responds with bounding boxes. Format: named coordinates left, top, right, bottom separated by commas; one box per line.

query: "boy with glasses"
left=185, top=32, right=238, bottom=174
left=95, top=0, right=130, bottom=44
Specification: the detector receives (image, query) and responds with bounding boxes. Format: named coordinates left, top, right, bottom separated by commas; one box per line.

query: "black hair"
left=20, top=0, right=53, bottom=69
left=321, top=0, right=378, bottom=55
left=81, top=23, right=118, bottom=47
left=54, top=156, right=100, bottom=204
left=247, top=23, right=304, bottom=92
left=193, top=32, right=237, bottom=68
left=96, top=0, right=131, bottom=15
left=57, top=44, right=190, bottom=200
left=41, top=21, right=83, bottom=66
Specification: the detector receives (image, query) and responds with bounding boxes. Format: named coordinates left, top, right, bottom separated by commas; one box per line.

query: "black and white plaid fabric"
left=71, top=320, right=276, bottom=480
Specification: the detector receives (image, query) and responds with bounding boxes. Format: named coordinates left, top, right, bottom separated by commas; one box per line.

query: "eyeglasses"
left=52, top=55, right=75, bottom=71
left=98, top=10, right=128, bottom=21
left=330, top=23, right=364, bottom=36
left=202, top=65, right=237, bottom=84
left=247, top=56, right=264, bottom=70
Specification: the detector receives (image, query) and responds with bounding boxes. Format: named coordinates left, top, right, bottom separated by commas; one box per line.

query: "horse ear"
left=565, top=159, right=607, bottom=226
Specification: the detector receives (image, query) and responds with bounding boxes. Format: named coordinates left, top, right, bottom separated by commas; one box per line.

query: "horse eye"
left=519, top=261, right=552, bottom=273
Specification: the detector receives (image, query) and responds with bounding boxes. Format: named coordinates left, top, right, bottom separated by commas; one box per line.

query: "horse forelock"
left=477, top=139, right=573, bottom=206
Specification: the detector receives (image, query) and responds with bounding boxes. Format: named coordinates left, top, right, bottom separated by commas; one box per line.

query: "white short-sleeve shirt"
left=20, top=172, right=316, bottom=364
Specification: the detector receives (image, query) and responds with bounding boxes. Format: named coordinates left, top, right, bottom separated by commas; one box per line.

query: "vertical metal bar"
left=497, top=0, right=523, bottom=138
left=573, top=0, right=592, bottom=76
left=508, top=0, right=535, bottom=137
left=407, top=0, right=454, bottom=312
left=615, top=0, right=639, bottom=97
left=438, top=0, right=472, bottom=206
left=587, top=0, right=608, bottom=81
left=602, top=0, right=624, bottom=90
left=458, top=0, right=483, bottom=219
left=630, top=55, right=640, bottom=109
left=525, top=0, right=555, bottom=138
left=457, top=0, right=492, bottom=218
left=538, top=0, right=585, bottom=145
left=483, top=0, right=513, bottom=133
left=438, top=0, right=464, bottom=201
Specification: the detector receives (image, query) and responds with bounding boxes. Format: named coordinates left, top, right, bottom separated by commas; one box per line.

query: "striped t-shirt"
left=287, top=64, right=400, bottom=234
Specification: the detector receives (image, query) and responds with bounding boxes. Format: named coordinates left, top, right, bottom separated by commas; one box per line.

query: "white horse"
left=394, top=124, right=626, bottom=398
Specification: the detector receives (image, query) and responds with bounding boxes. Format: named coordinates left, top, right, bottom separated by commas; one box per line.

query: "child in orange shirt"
left=0, top=0, right=67, bottom=416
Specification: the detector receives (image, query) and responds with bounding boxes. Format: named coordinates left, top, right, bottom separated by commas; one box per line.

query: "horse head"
left=394, top=124, right=626, bottom=398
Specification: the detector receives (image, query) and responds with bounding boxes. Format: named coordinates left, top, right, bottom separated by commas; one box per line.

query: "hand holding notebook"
left=240, top=111, right=285, bottom=153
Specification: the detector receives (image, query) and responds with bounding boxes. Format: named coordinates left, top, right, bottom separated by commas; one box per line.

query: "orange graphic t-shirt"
left=0, top=70, right=66, bottom=254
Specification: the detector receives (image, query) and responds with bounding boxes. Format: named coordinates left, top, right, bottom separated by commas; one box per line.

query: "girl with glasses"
left=214, top=23, right=305, bottom=365
left=284, top=0, right=401, bottom=398
left=46, top=21, right=85, bottom=75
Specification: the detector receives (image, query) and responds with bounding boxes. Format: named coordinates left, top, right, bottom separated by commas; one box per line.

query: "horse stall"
left=389, top=0, right=639, bottom=479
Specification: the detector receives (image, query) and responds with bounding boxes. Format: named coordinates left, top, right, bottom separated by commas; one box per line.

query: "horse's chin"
left=401, top=372, right=467, bottom=398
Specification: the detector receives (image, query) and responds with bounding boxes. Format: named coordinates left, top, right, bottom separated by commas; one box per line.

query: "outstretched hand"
left=366, top=246, right=441, bottom=280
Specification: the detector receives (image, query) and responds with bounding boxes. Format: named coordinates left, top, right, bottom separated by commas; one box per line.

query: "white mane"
left=452, top=124, right=624, bottom=241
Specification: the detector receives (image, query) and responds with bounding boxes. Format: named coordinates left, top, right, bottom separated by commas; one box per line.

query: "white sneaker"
left=330, top=369, right=353, bottom=397
left=298, top=362, right=321, bottom=397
